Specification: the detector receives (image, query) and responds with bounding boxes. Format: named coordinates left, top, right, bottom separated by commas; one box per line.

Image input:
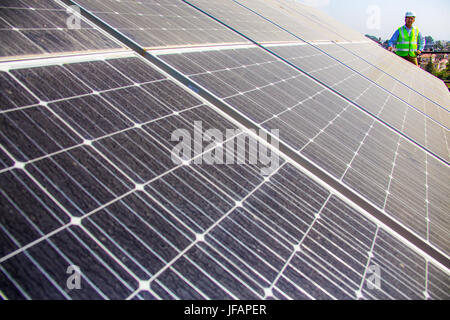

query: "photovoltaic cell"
left=0, top=72, right=39, bottom=111
left=11, top=65, right=93, bottom=101
left=93, top=129, right=179, bottom=184
left=104, top=57, right=167, bottom=83
left=63, top=60, right=134, bottom=91
left=48, top=95, right=134, bottom=139
left=0, top=106, right=82, bottom=162
left=0, top=169, right=70, bottom=258
left=99, top=87, right=173, bottom=124
left=142, top=81, right=202, bottom=111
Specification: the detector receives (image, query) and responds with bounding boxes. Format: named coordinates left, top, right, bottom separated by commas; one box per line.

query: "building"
left=419, top=53, right=435, bottom=69
left=419, top=53, right=449, bottom=71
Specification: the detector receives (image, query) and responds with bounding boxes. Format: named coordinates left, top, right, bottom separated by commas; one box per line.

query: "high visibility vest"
left=396, top=26, right=419, bottom=57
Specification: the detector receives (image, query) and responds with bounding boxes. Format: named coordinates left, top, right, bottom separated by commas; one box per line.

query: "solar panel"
left=0, top=0, right=121, bottom=58
left=0, top=0, right=449, bottom=302
left=70, top=0, right=247, bottom=48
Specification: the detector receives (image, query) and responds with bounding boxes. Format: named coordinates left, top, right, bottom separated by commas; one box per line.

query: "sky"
left=296, top=0, right=450, bottom=41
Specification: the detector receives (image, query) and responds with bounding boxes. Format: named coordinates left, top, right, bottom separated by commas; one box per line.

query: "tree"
left=434, top=40, right=444, bottom=50
left=425, top=36, right=434, bottom=45
left=425, top=61, right=437, bottom=75
left=443, top=61, right=450, bottom=80
left=433, top=61, right=450, bottom=80
left=365, top=34, right=381, bottom=43
left=436, top=70, right=445, bottom=79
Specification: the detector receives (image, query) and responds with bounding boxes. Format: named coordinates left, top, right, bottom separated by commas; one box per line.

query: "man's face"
left=405, top=16, right=415, bottom=28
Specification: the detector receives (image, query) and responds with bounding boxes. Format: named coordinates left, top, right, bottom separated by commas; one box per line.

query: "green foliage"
left=425, top=61, right=436, bottom=74
left=365, top=34, right=381, bottom=43
left=434, top=40, right=444, bottom=50
left=434, top=61, right=450, bottom=80
left=425, top=36, right=434, bottom=44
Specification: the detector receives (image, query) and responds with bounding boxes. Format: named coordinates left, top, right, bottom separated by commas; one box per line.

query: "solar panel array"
left=157, top=44, right=449, bottom=257
left=0, top=0, right=448, bottom=300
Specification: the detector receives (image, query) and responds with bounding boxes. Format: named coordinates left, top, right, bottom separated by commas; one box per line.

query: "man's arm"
left=388, top=29, right=399, bottom=51
left=417, top=31, right=425, bottom=52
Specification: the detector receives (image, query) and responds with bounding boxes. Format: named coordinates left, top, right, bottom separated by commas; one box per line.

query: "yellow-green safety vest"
left=396, top=26, right=419, bottom=57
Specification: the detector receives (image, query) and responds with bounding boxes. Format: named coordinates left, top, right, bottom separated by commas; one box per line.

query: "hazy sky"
left=296, top=0, right=450, bottom=41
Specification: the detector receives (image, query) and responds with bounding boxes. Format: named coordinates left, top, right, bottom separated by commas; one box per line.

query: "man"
left=388, top=11, right=425, bottom=66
